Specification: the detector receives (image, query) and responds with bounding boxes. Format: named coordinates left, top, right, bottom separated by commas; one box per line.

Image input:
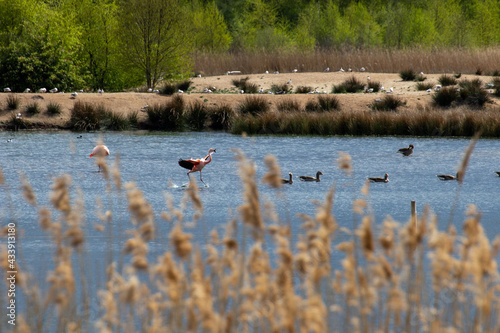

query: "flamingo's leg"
left=199, top=171, right=207, bottom=186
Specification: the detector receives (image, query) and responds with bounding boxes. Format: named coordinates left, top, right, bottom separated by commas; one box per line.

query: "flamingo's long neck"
left=204, top=151, right=214, bottom=164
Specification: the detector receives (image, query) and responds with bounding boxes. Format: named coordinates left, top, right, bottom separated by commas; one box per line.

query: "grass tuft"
left=186, top=100, right=208, bottom=131
left=69, top=101, right=102, bottom=131
left=438, top=75, right=458, bottom=86
left=146, top=95, right=185, bottom=130
left=46, top=102, right=62, bottom=116
left=332, top=76, right=365, bottom=93
left=237, top=96, right=270, bottom=115
left=458, top=78, right=490, bottom=107
left=370, top=95, right=405, bottom=111
left=275, top=99, right=301, bottom=113
left=295, top=86, right=313, bottom=94
left=416, top=82, right=434, bottom=91
left=432, top=86, right=458, bottom=107
left=232, top=77, right=259, bottom=93
left=209, top=104, right=236, bottom=131
left=6, top=94, right=20, bottom=110
left=399, top=69, right=416, bottom=81
left=270, top=83, right=291, bottom=94
left=25, top=102, right=41, bottom=115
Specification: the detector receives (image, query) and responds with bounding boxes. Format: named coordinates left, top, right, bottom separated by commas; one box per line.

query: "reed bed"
left=232, top=108, right=500, bottom=137
left=1, top=144, right=499, bottom=332
left=193, top=48, right=500, bottom=76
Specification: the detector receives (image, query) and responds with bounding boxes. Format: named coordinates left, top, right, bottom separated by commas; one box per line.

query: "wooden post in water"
left=411, top=201, right=417, bottom=226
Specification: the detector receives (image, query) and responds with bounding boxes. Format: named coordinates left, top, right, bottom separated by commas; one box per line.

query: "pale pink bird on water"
left=178, top=148, right=216, bottom=185
left=89, top=145, right=110, bottom=171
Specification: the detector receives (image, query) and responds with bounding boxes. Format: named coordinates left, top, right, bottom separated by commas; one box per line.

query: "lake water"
left=1, top=131, right=500, bottom=328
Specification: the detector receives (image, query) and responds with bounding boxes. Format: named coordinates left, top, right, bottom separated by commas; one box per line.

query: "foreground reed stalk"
left=0, top=146, right=499, bottom=332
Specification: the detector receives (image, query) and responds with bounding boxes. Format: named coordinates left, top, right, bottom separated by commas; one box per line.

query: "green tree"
left=191, top=1, right=232, bottom=52
left=117, top=0, right=192, bottom=89
left=64, top=0, right=123, bottom=91
left=343, top=2, right=382, bottom=47
left=0, top=0, right=83, bottom=91
left=471, top=0, right=500, bottom=46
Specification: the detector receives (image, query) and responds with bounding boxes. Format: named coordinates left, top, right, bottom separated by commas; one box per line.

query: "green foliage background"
left=1, top=0, right=499, bottom=91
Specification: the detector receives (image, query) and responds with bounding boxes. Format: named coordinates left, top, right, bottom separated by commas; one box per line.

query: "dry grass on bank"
left=1, top=141, right=499, bottom=332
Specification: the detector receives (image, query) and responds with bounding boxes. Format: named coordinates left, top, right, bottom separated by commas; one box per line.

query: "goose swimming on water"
left=437, top=173, right=457, bottom=181
left=398, top=144, right=414, bottom=156
left=299, top=171, right=324, bottom=182
left=368, top=173, right=389, bottom=183
left=281, top=172, right=293, bottom=184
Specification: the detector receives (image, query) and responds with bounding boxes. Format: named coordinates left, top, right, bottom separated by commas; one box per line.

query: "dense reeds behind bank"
left=1, top=147, right=499, bottom=332
left=194, top=48, right=500, bottom=76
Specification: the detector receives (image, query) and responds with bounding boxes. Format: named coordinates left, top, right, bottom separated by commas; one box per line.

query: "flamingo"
left=281, top=172, right=293, bottom=184
left=398, top=144, right=414, bottom=156
left=178, top=148, right=216, bottom=185
left=89, top=145, right=110, bottom=171
left=299, top=171, right=324, bottom=182
left=368, top=173, right=389, bottom=183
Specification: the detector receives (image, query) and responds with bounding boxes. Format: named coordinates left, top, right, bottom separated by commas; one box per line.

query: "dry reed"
left=1, top=145, right=499, bottom=333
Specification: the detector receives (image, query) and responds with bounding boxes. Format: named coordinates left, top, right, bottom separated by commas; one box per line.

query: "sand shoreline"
left=1, top=72, right=498, bottom=130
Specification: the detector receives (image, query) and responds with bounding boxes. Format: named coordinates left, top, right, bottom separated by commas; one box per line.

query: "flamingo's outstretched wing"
left=179, top=158, right=200, bottom=170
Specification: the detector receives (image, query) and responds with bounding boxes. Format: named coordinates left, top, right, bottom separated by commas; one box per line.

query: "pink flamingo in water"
left=178, top=148, right=216, bottom=185
left=89, top=145, right=110, bottom=171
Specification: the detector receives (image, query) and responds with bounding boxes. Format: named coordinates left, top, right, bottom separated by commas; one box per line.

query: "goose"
left=437, top=173, right=457, bottom=181
left=281, top=172, right=293, bottom=184
left=368, top=173, right=389, bottom=183
left=398, top=144, right=414, bottom=156
left=299, top=171, right=324, bottom=182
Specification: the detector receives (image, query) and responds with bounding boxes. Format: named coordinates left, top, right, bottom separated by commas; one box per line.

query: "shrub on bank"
left=232, top=77, right=259, bottom=94
left=399, top=69, right=416, bottom=81
left=305, top=95, right=340, bottom=112
left=237, top=96, right=270, bottom=116
left=276, top=99, right=301, bottom=113
left=438, top=75, right=457, bottom=86
left=186, top=100, right=208, bottom=131
left=69, top=101, right=104, bottom=131
left=6, top=94, right=19, bottom=110
left=146, top=95, right=185, bottom=130
left=46, top=102, right=62, bottom=116
left=295, top=86, right=313, bottom=94
left=370, top=95, right=405, bottom=111
left=25, top=101, right=41, bottom=115
left=458, top=78, right=490, bottom=107
left=270, top=83, right=291, bottom=94
left=209, top=104, right=236, bottom=131
left=332, top=76, right=365, bottom=93
left=433, top=86, right=458, bottom=107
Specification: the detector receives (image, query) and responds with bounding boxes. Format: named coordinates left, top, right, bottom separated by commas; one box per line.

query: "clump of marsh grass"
left=438, top=74, right=458, bottom=86
left=232, top=76, right=259, bottom=93
left=332, top=76, right=365, bottom=93
left=295, top=86, right=313, bottom=94
left=270, top=83, right=291, bottom=94
left=127, top=111, right=139, bottom=128
left=237, top=96, right=270, bottom=115
left=416, top=82, right=433, bottom=91
left=367, top=80, right=382, bottom=92
left=458, top=78, right=491, bottom=107
left=46, top=101, right=62, bottom=116
left=25, top=101, right=40, bottom=115
left=370, top=95, right=405, bottom=111
left=160, top=81, right=193, bottom=95
left=209, top=103, right=236, bottom=130
left=275, top=99, right=301, bottom=113
left=432, top=86, right=458, bottom=107
left=186, top=100, right=208, bottom=131
left=146, top=95, right=185, bottom=130
left=69, top=101, right=105, bottom=131
left=101, top=110, right=131, bottom=130
left=399, top=69, right=416, bottom=81
left=4, top=112, right=29, bottom=130
left=6, top=94, right=20, bottom=110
